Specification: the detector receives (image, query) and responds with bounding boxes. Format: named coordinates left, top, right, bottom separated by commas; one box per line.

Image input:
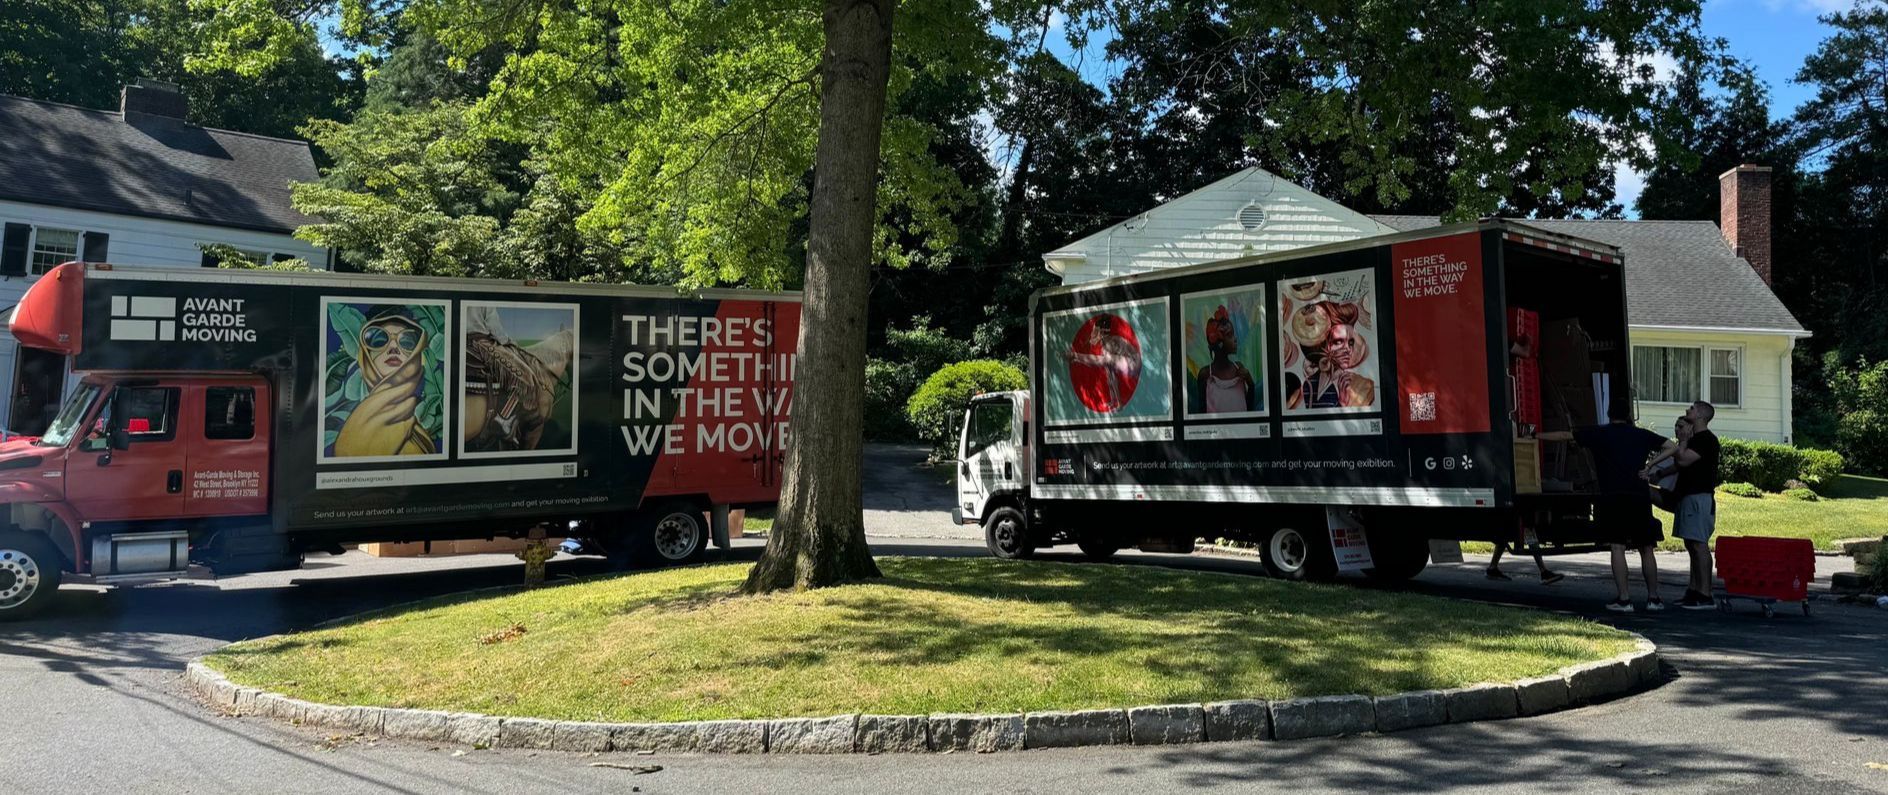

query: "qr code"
left=1409, top=392, right=1437, bottom=422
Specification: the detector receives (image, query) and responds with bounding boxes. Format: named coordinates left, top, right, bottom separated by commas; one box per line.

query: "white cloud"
left=1615, top=163, right=1647, bottom=217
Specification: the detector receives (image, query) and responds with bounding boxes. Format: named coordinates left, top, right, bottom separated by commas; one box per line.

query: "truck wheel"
left=1260, top=526, right=1337, bottom=582
left=0, top=531, right=63, bottom=621
left=983, top=507, right=1034, bottom=560
left=1076, top=539, right=1119, bottom=562
left=612, top=505, right=708, bottom=569
left=1362, top=535, right=1430, bottom=582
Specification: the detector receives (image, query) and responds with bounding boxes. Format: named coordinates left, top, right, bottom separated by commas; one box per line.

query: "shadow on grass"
left=736, top=558, right=1621, bottom=702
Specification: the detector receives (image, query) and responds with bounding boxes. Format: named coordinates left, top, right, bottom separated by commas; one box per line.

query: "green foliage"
left=864, top=317, right=981, bottom=440
left=1719, top=482, right=1764, bottom=499
left=1818, top=358, right=1888, bottom=476
left=906, top=360, right=1026, bottom=451
left=0, top=1, right=360, bottom=140
left=1799, top=448, right=1847, bottom=490
left=1780, top=488, right=1819, bottom=502
left=1717, top=439, right=1846, bottom=493
left=199, top=243, right=313, bottom=272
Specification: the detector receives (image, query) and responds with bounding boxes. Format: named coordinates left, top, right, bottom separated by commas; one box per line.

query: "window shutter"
left=200, top=250, right=218, bottom=268
left=81, top=231, right=109, bottom=262
left=271, top=252, right=292, bottom=263
left=1, top=223, right=28, bottom=276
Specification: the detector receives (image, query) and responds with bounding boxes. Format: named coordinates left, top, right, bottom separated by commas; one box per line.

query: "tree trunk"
left=743, top=0, right=892, bottom=593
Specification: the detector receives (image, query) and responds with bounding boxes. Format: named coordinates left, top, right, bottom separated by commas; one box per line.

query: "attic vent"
left=1237, top=203, right=1268, bottom=231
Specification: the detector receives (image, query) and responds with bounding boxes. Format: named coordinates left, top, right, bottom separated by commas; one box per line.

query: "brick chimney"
left=120, top=78, right=187, bottom=120
left=1719, top=164, right=1773, bottom=285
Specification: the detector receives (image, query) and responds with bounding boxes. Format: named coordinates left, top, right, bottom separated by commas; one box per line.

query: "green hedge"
left=1718, top=439, right=1845, bottom=493
left=1719, top=482, right=1764, bottom=498
left=907, top=360, right=1027, bottom=453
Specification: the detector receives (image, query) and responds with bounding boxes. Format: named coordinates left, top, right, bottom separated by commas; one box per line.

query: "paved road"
left=5, top=536, right=1883, bottom=794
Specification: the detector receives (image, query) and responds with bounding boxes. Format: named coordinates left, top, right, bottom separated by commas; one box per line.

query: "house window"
left=200, top=245, right=290, bottom=267
left=1631, top=345, right=1743, bottom=408
left=1709, top=348, right=1741, bottom=407
left=30, top=227, right=80, bottom=274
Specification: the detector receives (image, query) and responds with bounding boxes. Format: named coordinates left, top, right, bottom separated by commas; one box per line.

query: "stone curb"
left=186, top=631, right=1661, bottom=754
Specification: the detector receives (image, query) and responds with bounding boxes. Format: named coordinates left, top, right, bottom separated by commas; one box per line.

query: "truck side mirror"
left=109, top=425, right=131, bottom=451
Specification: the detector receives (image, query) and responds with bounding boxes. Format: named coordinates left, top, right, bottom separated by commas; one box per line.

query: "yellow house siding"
left=1628, top=327, right=1795, bottom=444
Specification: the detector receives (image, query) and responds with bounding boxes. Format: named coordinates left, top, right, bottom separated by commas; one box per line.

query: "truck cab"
left=0, top=371, right=273, bottom=618
left=954, top=391, right=1030, bottom=546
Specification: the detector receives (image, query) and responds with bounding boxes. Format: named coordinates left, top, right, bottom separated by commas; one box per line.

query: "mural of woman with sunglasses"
left=328, top=304, right=445, bottom=458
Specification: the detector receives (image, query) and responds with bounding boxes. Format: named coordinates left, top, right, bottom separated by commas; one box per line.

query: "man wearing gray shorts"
left=1648, top=401, right=1720, bottom=609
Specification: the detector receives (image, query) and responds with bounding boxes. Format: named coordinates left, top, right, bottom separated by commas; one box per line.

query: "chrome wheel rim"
left=1270, top=529, right=1307, bottom=573
left=0, top=547, right=41, bottom=611
left=654, top=514, right=702, bottom=560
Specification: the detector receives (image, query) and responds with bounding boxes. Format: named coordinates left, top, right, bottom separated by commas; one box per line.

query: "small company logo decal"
left=109, top=296, right=255, bottom=343
left=109, top=296, right=177, bottom=341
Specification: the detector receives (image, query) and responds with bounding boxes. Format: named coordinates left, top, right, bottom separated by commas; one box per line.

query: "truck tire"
left=0, top=531, right=63, bottom=621
left=1362, top=535, right=1430, bottom=582
left=983, top=506, right=1034, bottom=560
left=1260, top=525, right=1337, bottom=582
left=611, top=504, right=708, bottom=569
left=1076, top=539, right=1120, bottom=562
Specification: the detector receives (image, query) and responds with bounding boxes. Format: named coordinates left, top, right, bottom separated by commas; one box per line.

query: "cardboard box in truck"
left=0, top=262, right=797, bottom=619
left=954, top=222, right=1638, bottom=581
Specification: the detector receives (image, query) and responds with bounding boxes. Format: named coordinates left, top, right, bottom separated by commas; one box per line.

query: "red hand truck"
left=1714, top=536, right=1815, bottom=618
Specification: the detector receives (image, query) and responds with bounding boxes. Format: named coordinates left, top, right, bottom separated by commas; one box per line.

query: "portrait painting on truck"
left=1182, top=286, right=1267, bottom=418
left=1279, top=269, right=1380, bottom=415
left=1041, top=297, right=1172, bottom=426
left=319, top=298, right=451, bottom=463
left=459, top=302, right=580, bottom=457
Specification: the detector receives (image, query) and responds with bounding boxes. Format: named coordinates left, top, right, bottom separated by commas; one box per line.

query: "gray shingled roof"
left=0, top=94, right=320, bottom=234
left=1371, top=215, right=1805, bottom=334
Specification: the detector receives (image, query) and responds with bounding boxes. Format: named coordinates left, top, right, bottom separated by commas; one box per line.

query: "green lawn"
left=207, top=558, right=1635, bottom=723
left=1461, top=474, right=1888, bottom=555
left=741, top=508, right=774, bottom=536
left=1654, top=474, right=1888, bottom=552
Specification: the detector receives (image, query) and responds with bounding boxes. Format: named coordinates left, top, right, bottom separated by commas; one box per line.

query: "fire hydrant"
left=517, top=525, right=552, bottom=588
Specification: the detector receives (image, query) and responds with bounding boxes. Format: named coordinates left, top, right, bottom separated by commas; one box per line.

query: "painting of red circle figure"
left=1063, top=313, right=1144, bottom=413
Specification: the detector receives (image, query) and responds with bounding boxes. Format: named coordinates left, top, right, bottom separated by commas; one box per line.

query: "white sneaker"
left=1644, top=598, right=1666, bottom=612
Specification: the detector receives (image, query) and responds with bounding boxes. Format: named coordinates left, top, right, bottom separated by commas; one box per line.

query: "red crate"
left=1512, top=357, right=1541, bottom=429
left=1716, top=536, right=1815, bottom=606
left=1508, top=308, right=1540, bottom=358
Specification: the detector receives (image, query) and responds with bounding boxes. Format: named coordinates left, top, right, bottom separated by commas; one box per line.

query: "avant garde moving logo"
left=108, top=296, right=256, bottom=343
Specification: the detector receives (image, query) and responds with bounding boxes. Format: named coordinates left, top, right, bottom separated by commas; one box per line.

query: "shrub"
left=1719, top=482, right=1765, bottom=499
left=1799, top=448, right=1846, bottom=489
left=1781, top=488, right=1819, bottom=502
left=907, top=360, right=1027, bottom=454
left=1716, top=439, right=1845, bottom=493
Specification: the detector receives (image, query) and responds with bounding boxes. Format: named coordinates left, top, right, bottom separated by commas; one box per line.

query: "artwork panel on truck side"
left=458, top=301, right=581, bottom=460
left=317, top=296, right=452, bottom=464
left=1039, top=297, right=1172, bottom=427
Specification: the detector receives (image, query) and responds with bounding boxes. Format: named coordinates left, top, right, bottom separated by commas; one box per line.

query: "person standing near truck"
left=1539, top=401, right=1668, bottom=612
left=1646, top=401, right=1720, bottom=609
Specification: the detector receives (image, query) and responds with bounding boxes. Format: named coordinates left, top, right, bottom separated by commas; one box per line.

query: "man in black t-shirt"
left=1646, top=400, right=1721, bottom=609
left=1540, top=402, right=1668, bottom=611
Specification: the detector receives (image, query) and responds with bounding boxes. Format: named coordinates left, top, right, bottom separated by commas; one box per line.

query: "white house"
left=1046, top=165, right=1809, bottom=443
left=0, top=80, right=329, bottom=433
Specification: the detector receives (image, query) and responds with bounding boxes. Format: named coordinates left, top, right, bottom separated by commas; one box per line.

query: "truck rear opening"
left=958, top=221, right=1639, bottom=580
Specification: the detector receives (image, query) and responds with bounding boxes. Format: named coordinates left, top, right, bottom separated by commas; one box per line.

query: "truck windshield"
left=36, top=383, right=101, bottom=447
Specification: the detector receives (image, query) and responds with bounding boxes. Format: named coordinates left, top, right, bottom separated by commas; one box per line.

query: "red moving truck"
left=0, top=262, right=798, bottom=619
